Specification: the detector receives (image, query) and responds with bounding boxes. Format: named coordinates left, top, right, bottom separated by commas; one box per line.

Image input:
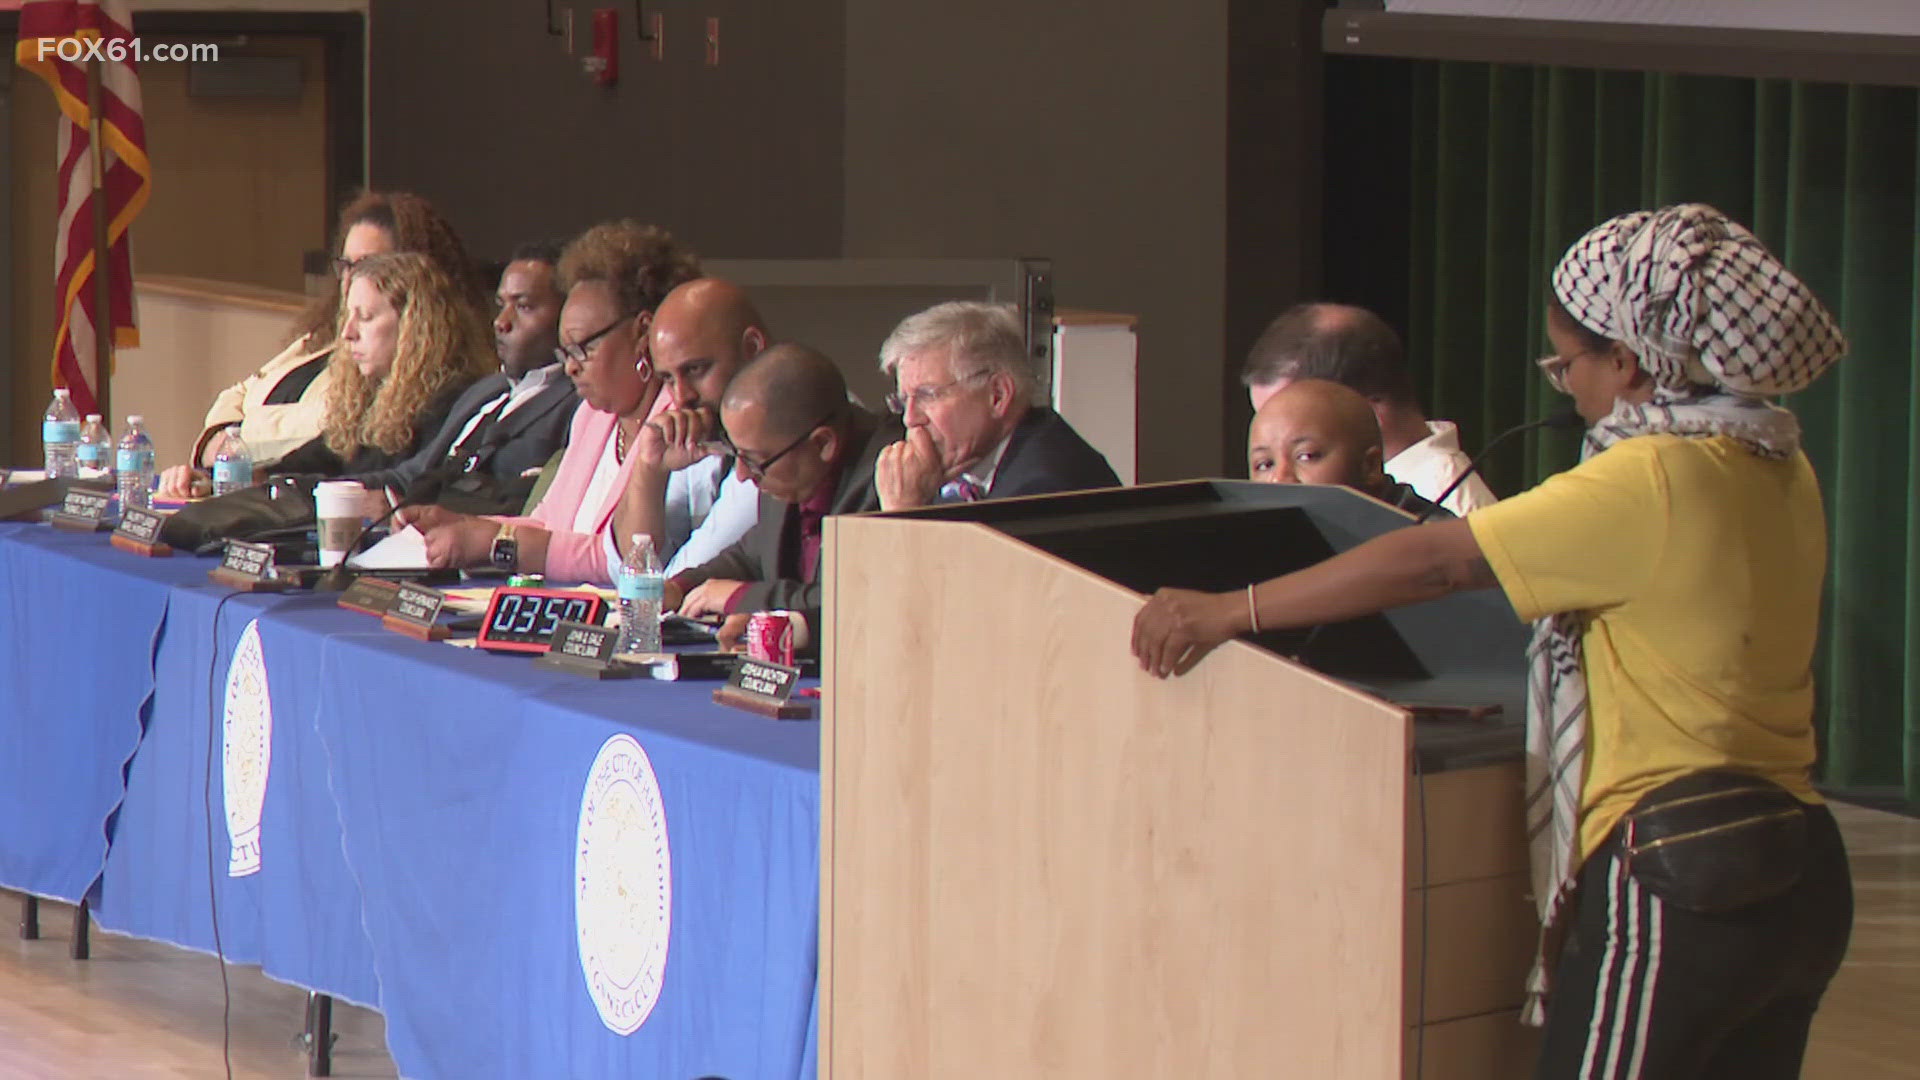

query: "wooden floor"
left=0, top=910, right=396, bottom=1079
left=1, top=801, right=1915, bottom=1079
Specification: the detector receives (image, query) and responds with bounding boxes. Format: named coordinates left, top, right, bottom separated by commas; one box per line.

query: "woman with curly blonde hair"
left=273, top=251, right=492, bottom=477
left=161, top=190, right=483, bottom=496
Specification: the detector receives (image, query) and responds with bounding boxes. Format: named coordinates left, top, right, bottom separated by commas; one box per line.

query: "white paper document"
left=347, top=525, right=430, bottom=570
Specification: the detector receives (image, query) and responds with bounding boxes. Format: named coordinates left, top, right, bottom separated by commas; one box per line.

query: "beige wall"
left=122, top=276, right=305, bottom=468
left=841, top=0, right=1230, bottom=483
left=6, top=25, right=330, bottom=466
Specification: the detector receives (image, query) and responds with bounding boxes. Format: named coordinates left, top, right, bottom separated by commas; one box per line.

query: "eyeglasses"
left=721, top=412, right=837, bottom=481
left=885, top=369, right=990, bottom=415
left=554, top=315, right=630, bottom=367
left=1535, top=352, right=1586, bottom=394
left=331, top=255, right=373, bottom=278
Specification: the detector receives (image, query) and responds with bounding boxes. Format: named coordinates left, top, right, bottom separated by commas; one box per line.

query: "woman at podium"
left=1134, top=204, right=1852, bottom=1080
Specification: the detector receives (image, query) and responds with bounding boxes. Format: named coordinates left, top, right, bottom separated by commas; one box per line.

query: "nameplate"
left=208, top=540, right=288, bottom=591
left=381, top=581, right=449, bottom=641
left=534, top=620, right=633, bottom=679
left=48, top=484, right=113, bottom=532
left=337, top=575, right=402, bottom=617
left=712, top=657, right=811, bottom=719
left=110, top=506, right=172, bottom=557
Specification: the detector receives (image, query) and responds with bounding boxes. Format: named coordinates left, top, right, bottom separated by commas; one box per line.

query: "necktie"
left=451, top=392, right=512, bottom=470
left=940, top=478, right=985, bottom=503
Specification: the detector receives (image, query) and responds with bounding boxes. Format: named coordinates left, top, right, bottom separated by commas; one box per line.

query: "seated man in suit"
left=872, top=301, right=1118, bottom=509
left=663, top=343, right=900, bottom=646
left=609, top=277, right=769, bottom=579
left=1248, top=378, right=1448, bottom=519
left=352, top=241, right=579, bottom=513
left=1242, top=303, right=1495, bottom=515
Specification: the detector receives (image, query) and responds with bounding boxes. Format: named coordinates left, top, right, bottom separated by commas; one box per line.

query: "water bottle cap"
left=85, top=414, right=101, bottom=423
left=53, top=388, right=69, bottom=398
left=126, top=415, right=144, bottom=425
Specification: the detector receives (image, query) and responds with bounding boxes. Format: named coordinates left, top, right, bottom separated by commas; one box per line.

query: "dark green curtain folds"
left=1404, top=63, right=1920, bottom=805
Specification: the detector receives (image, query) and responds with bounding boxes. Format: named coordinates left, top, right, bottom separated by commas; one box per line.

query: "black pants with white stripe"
left=1534, top=805, right=1853, bottom=1080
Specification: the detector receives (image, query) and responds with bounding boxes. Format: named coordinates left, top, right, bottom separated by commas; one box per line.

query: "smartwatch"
left=489, top=523, right=519, bottom=573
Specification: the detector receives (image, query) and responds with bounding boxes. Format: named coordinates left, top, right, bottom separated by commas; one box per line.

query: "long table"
left=0, top=521, right=820, bottom=1079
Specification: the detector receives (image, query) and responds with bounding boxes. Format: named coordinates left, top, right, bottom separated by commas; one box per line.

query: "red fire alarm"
left=583, top=7, right=618, bottom=87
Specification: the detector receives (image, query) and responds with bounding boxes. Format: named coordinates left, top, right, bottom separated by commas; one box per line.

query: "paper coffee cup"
left=314, top=480, right=366, bottom=568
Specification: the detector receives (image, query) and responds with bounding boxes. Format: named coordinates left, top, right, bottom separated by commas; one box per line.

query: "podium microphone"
left=313, top=469, right=453, bottom=592
left=1416, top=407, right=1582, bottom=524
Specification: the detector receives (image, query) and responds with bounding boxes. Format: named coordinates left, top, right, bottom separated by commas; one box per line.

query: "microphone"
left=313, top=404, right=522, bottom=590
left=313, top=467, right=454, bottom=592
left=1416, top=407, right=1582, bottom=524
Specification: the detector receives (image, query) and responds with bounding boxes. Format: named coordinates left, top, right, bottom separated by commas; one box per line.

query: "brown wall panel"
left=367, top=0, right=843, bottom=263
left=842, top=0, right=1232, bottom=482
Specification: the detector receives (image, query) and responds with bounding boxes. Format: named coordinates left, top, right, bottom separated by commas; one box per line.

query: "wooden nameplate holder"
left=47, top=484, right=113, bottom=532
left=536, top=621, right=635, bottom=679
left=208, top=540, right=290, bottom=591
left=337, top=575, right=402, bottom=617
left=712, top=657, right=812, bottom=720
left=110, top=506, right=173, bottom=557
left=381, top=581, right=450, bottom=641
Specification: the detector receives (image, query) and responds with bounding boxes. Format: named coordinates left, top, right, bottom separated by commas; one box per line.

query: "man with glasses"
left=663, top=343, right=899, bottom=644
left=608, top=278, right=770, bottom=580
left=873, top=301, right=1117, bottom=510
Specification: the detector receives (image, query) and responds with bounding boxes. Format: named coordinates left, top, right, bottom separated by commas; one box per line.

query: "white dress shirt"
left=1384, top=420, right=1499, bottom=517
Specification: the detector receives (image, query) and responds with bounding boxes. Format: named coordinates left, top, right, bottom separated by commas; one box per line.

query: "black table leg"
left=303, top=991, right=334, bottom=1076
left=69, top=898, right=89, bottom=960
left=19, top=894, right=38, bottom=940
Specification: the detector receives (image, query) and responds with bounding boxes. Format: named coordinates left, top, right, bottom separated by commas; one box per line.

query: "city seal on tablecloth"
left=223, top=619, right=272, bottom=878
left=576, top=732, right=673, bottom=1035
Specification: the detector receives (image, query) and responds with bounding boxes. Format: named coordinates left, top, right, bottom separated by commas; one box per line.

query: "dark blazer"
left=987, top=406, right=1120, bottom=498
left=351, top=369, right=579, bottom=512
left=270, top=376, right=479, bottom=479
left=673, top=409, right=899, bottom=629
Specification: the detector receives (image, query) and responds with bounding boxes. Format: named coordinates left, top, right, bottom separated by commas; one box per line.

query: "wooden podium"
left=822, top=481, right=1542, bottom=1079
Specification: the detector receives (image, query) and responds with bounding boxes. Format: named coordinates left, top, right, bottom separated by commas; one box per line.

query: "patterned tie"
left=940, top=478, right=985, bottom=503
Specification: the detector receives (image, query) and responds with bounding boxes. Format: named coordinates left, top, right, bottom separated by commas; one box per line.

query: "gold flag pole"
left=86, top=48, right=111, bottom=425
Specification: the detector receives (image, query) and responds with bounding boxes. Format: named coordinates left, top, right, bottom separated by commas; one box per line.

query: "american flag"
left=13, top=0, right=150, bottom=417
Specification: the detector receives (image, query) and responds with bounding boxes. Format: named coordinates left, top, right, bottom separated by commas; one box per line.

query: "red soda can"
left=746, top=611, right=795, bottom=666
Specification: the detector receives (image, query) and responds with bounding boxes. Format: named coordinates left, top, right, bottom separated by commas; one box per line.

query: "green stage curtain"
left=1404, top=64, right=1920, bottom=805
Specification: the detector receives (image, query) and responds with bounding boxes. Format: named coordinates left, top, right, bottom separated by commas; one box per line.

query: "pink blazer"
left=493, top=395, right=664, bottom=584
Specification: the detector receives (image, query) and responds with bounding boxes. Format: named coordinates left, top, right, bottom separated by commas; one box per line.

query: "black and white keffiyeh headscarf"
left=1521, top=203, right=1847, bottom=1024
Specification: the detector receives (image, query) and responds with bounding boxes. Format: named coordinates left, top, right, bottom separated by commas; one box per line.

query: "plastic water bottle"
left=616, top=533, right=664, bottom=655
left=76, top=414, right=114, bottom=481
left=210, top=426, right=255, bottom=497
left=41, top=389, right=80, bottom=479
left=116, top=415, right=156, bottom=511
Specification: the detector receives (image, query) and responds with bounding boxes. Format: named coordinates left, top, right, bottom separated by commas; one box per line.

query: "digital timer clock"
left=476, top=587, right=608, bottom=654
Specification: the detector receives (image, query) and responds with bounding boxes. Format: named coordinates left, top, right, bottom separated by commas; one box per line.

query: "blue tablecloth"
left=0, top=524, right=821, bottom=1079
left=0, top=522, right=203, bottom=902
left=93, top=588, right=386, bottom=1009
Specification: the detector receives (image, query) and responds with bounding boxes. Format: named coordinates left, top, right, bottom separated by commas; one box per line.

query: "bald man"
left=1242, top=303, right=1495, bottom=514
left=610, top=277, right=770, bottom=578
left=662, top=343, right=901, bottom=647
left=1247, top=378, right=1450, bottom=518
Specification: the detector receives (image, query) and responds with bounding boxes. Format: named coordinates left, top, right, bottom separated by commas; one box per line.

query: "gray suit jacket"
left=673, top=409, right=899, bottom=631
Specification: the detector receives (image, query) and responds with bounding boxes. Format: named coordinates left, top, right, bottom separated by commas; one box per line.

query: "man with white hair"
left=874, top=301, right=1119, bottom=509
